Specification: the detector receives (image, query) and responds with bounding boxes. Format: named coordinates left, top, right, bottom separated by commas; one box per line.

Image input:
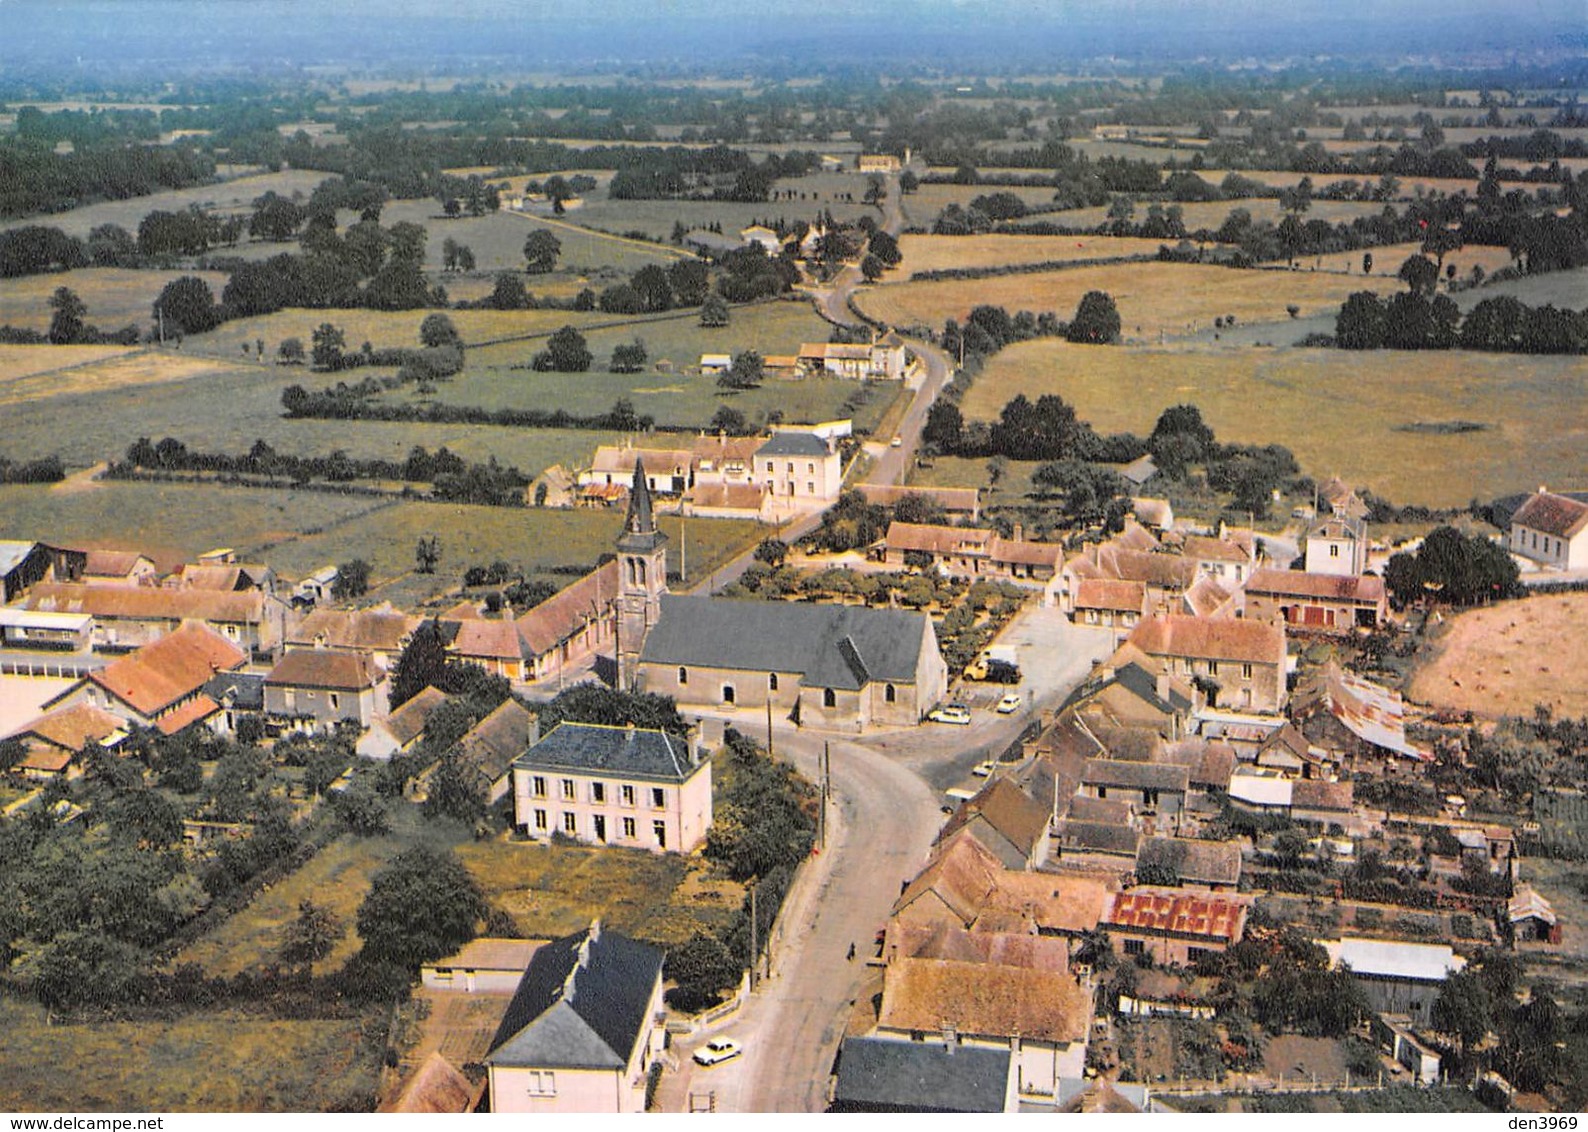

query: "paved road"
left=861, top=335, right=953, bottom=487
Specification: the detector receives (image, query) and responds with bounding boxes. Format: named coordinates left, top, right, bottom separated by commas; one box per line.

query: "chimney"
left=1156, top=671, right=1171, bottom=703
left=1012, top=522, right=1024, bottom=542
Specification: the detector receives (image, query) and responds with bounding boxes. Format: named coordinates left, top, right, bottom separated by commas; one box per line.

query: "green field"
left=0, top=268, right=230, bottom=335
left=566, top=172, right=876, bottom=242
left=0, top=997, right=382, bottom=1112
left=0, top=169, right=325, bottom=239
left=964, top=339, right=1588, bottom=507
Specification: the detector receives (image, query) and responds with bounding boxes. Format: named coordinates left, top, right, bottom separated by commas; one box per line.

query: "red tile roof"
left=14, top=703, right=124, bottom=752
left=1245, top=569, right=1385, bottom=602
left=447, top=618, right=523, bottom=661
left=1512, top=491, right=1588, bottom=539
left=1104, top=889, right=1249, bottom=942
left=1127, top=614, right=1286, bottom=666
left=515, top=559, right=619, bottom=658
left=879, top=956, right=1091, bottom=1045
left=155, top=694, right=222, bottom=736
left=288, top=607, right=418, bottom=653
left=26, top=583, right=264, bottom=623
left=1075, top=578, right=1147, bottom=613
left=91, top=624, right=247, bottom=714
left=266, top=648, right=382, bottom=690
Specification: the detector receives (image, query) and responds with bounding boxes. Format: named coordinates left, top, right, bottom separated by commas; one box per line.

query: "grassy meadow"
left=0, top=169, right=325, bottom=239
left=0, top=267, right=230, bottom=335
left=857, top=259, right=1409, bottom=340
left=963, top=340, right=1588, bottom=507
left=897, top=233, right=1183, bottom=275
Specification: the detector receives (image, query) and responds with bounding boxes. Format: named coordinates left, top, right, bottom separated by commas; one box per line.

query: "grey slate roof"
left=0, top=541, right=38, bottom=576
left=756, top=431, right=831, bottom=458
left=202, top=671, right=265, bottom=712
left=515, top=721, right=698, bottom=783
left=486, top=924, right=663, bottom=1071
left=640, top=594, right=928, bottom=691
left=832, top=1037, right=1009, bottom=1113
left=1081, top=758, right=1190, bottom=793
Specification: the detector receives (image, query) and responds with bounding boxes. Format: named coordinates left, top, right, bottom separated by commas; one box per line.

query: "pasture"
left=1406, top=592, right=1588, bottom=719
left=0, top=347, right=238, bottom=410
left=0, top=998, right=381, bottom=1112
left=567, top=172, right=875, bottom=242
left=897, top=233, right=1182, bottom=275
left=962, top=340, right=1588, bottom=507
left=1045, top=196, right=1389, bottom=232
left=856, top=259, right=1408, bottom=341
left=0, top=268, right=229, bottom=335
left=0, top=169, right=325, bottom=239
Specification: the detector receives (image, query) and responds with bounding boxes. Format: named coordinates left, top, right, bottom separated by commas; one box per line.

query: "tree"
left=1397, top=253, right=1438, bottom=298
left=536, top=685, right=687, bottom=736
left=1335, top=291, right=1387, bottom=349
left=668, top=258, right=711, bottom=306
left=709, top=405, right=749, bottom=435
left=631, top=264, right=674, bottom=312
left=860, top=254, right=886, bottom=282
left=333, top=558, right=372, bottom=599
left=717, top=349, right=764, bottom=390
left=610, top=339, right=648, bottom=373
left=277, top=337, right=305, bottom=365
left=419, top=313, right=461, bottom=349
left=47, top=286, right=87, bottom=345
left=356, top=846, right=486, bottom=969
left=663, top=933, right=742, bottom=1010
left=899, top=170, right=919, bottom=194
left=154, top=276, right=220, bottom=335
left=1362, top=252, right=1374, bottom=275
left=415, top=534, right=442, bottom=575
left=279, top=899, right=346, bottom=970
left=1383, top=525, right=1521, bottom=608
left=522, top=229, right=561, bottom=274
left=1066, top=290, right=1120, bottom=344
left=922, top=400, right=964, bottom=452
left=423, top=754, right=487, bottom=825
left=534, top=325, right=592, bottom=373
left=699, top=293, right=730, bottom=328
left=310, top=323, right=346, bottom=369
left=1432, top=968, right=1493, bottom=1055
left=488, top=272, right=529, bottom=310
left=754, top=539, right=789, bottom=567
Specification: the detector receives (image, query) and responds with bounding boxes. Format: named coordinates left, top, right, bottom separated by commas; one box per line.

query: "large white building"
left=1509, top=488, right=1588, bottom=570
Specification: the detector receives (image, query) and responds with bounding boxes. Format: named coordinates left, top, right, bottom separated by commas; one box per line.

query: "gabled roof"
left=515, top=721, right=697, bottom=783
left=379, top=1052, right=479, bottom=1114
left=516, top=559, right=619, bottom=658
left=82, top=550, right=152, bottom=578
left=154, top=694, right=222, bottom=736
left=1183, top=534, right=1253, bottom=566
left=935, top=778, right=1050, bottom=860
left=893, top=830, right=1005, bottom=927
left=1057, top=819, right=1141, bottom=857
left=1183, top=575, right=1236, bottom=618
left=756, top=431, right=832, bottom=458
left=288, top=607, right=419, bottom=653
left=589, top=444, right=696, bottom=477
left=26, top=583, right=264, bottom=623
left=386, top=686, right=449, bottom=748
left=1137, top=837, right=1242, bottom=887
left=640, top=595, right=931, bottom=691
left=1292, top=661, right=1429, bottom=760
left=11, top=703, right=125, bottom=751
left=486, top=924, right=663, bottom=1070
left=1081, top=759, right=1189, bottom=793
left=0, top=540, right=41, bottom=575
left=1066, top=794, right=1134, bottom=825
left=889, top=922, right=1070, bottom=973
left=833, top=1037, right=1009, bottom=1113
left=202, top=671, right=265, bottom=712
left=1292, top=778, right=1353, bottom=812
left=1322, top=937, right=1464, bottom=982
left=878, top=956, right=1090, bottom=1045
left=1127, top=614, right=1286, bottom=667
left=265, top=648, right=382, bottom=691
left=1320, top=476, right=1369, bottom=520
left=1508, top=885, right=1557, bottom=926
left=446, top=618, right=522, bottom=661
left=457, top=699, right=535, bottom=785
left=1246, top=569, right=1384, bottom=602
left=1076, top=578, right=1146, bottom=613
left=858, top=484, right=980, bottom=514
left=90, top=624, right=247, bottom=715
left=1161, top=738, right=1237, bottom=790
left=1510, top=490, right=1588, bottom=539
left=1103, top=889, right=1249, bottom=942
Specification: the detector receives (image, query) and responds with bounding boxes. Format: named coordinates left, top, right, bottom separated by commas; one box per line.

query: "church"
left=613, top=461, right=949, bottom=732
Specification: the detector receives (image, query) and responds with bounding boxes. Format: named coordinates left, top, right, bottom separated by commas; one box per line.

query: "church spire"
left=617, top=458, right=666, bottom=554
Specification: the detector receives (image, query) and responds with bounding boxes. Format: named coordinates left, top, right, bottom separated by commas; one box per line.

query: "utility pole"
left=766, top=697, right=773, bottom=755
left=680, top=514, right=687, bottom=583
left=748, top=882, right=758, bottom=990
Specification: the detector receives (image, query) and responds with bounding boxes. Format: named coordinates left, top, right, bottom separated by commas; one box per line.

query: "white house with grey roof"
left=637, top=593, right=948, bottom=732
left=755, top=429, right=842, bottom=506
left=511, top=721, right=712, bottom=853
left=485, top=921, right=666, bottom=1114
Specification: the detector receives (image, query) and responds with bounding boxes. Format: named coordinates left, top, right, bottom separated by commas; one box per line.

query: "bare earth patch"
left=1406, top=592, right=1588, bottom=719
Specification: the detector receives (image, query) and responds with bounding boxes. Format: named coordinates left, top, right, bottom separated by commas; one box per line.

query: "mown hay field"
left=1301, top=241, right=1517, bottom=279
left=0, top=347, right=240, bottom=408
left=0, top=998, right=382, bottom=1112
left=857, top=260, right=1408, bottom=341
left=962, top=340, right=1588, bottom=507
left=0, top=267, right=230, bottom=334
left=897, top=233, right=1187, bottom=275
left=1406, top=592, right=1588, bottom=719
left=0, top=343, right=135, bottom=385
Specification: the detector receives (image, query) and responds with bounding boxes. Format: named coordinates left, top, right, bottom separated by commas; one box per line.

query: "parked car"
left=928, top=703, right=972, bottom=725
left=996, top=692, right=1023, bottom=714
left=693, top=1038, right=743, bottom=1066
left=972, top=760, right=997, bottom=777
left=890, top=435, right=903, bottom=447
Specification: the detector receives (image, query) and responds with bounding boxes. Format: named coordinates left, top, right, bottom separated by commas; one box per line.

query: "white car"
left=996, top=692, right=1023, bottom=714
left=972, top=760, right=997, bottom=777
left=890, top=435, right=903, bottom=448
left=928, top=704, right=972, bottom=725
left=693, top=1038, right=743, bottom=1066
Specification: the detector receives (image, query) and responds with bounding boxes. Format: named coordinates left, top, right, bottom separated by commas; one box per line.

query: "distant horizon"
left=0, top=0, right=1583, bottom=76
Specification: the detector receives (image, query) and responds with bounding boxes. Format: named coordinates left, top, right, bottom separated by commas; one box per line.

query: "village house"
left=202, top=670, right=264, bottom=735
left=857, top=153, right=903, bottom=173
left=831, top=1036, right=1015, bottom=1113
left=1181, top=574, right=1241, bottom=620
left=511, top=721, right=712, bottom=853
left=484, top=922, right=666, bottom=1115
left=0, top=541, right=85, bottom=604
left=756, top=429, right=843, bottom=505
left=24, top=582, right=287, bottom=654
left=1319, top=937, right=1465, bottom=1026
left=1100, top=889, right=1251, bottom=966
left=422, top=937, right=548, bottom=995
left=1305, top=515, right=1370, bottom=576
left=377, top=1053, right=481, bottom=1115
left=1136, top=836, right=1243, bottom=891
left=263, top=648, right=387, bottom=733
left=1227, top=772, right=1356, bottom=829
left=1125, top=614, right=1289, bottom=713
left=858, top=484, right=981, bottom=523
left=1073, top=579, right=1148, bottom=636
left=1508, top=487, right=1588, bottom=570
left=1181, top=528, right=1259, bottom=584
left=739, top=224, right=781, bottom=253
left=934, top=778, right=1053, bottom=870
left=1059, top=543, right=1198, bottom=618
left=880, top=521, right=1063, bottom=597
left=796, top=339, right=906, bottom=381
left=0, top=607, right=94, bottom=653
left=447, top=698, right=538, bottom=805
left=1060, top=645, right=1201, bottom=741
left=81, top=550, right=157, bottom=587
left=1243, top=568, right=1387, bottom=633
left=286, top=605, right=420, bottom=670
left=167, top=559, right=277, bottom=595
left=358, top=685, right=449, bottom=760
left=6, top=702, right=126, bottom=780
left=1077, top=759, right=1188, bottom=824
left=1131, top=497, right=1174, bottom=532
left=54, top=623, right=246, bottom=736
left=1289, top=661, right=1430, bottom=768
left=440, top=617, right=527, bottom=682
left=292, top=565, right=339, bottom=606
left=1508, top=885, right=1560, bottom=944
left=515, top=560, right=618, bottom=684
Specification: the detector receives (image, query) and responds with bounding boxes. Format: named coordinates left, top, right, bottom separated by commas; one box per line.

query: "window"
left=654, top=820, right=667, bottom=849
left=885, top=684, right=896, bottom=703
left=807, top=462, right=815, bottom=474
left=532, top=775, right=547, bottom=798
left=561, top=779, right=575, bottom=801
left=329, top=692, right=341, bottom=711
left=823, top=688, right=836, bottom=708
left=786, top=461, right=794, bottom=473
left=621, top=784, right=635, bottom=807
left=722, top=684, right=735, bottom=704
left=678, top=666, right=688, bottom=685
left=1097, top=786, right=1108, bottom=799
left=534, top=809, right=547, bottom=831
left=622, top=817, right=636, bottom=839
left=1329, top=544, right=1340, bottom=558
left=1144, top=788, right=1159, bottom=807
left=593, top=814, right=607, bottom=842
left=806, top=482, right=815, bottom=495
left=1208, top=661, right=1219, bottom=676
left=562, top=812, right=578, bottom=834
left=765, top=461, right=773, bottom=473
left=1123, top=939, right=1146, bottom=956
left=591, top=782, right=605, bottom=804
left=284, top=689, right=295, bottom=710
left=1241, top=663, right=1254, bottom=679
left=768, top=673, right=779, bottom=691
left=1187, top=946, right=1212, bottom=965
left=525, top=1071, right=556, bottom=1097
left=651, top=787, right=666, bottom=809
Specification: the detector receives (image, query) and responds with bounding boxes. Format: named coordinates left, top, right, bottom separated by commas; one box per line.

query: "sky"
left=0, top=0, right=1581, bottom=71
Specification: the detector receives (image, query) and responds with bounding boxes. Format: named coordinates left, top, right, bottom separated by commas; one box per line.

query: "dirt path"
left=49, top=461, right=107, bottom=494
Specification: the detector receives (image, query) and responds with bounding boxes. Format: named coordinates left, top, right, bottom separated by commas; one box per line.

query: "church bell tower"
left=616, top=459, right=668, bottom=690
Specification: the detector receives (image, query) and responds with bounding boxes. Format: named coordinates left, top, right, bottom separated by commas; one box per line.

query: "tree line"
left=281, top=380, right=656, bottom=434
